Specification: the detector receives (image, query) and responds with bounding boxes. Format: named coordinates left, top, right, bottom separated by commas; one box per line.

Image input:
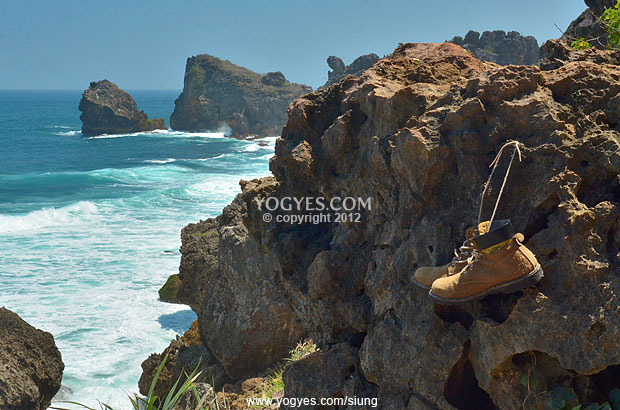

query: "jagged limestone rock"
left=0, top=308, right=64, bottom=410
left=144, top=41, right=620, bottom=408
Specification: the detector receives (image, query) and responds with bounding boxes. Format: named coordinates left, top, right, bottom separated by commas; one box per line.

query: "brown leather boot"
left=412, top=226, right=480, bottom=290
left=429, top=222, right=543, bottom=304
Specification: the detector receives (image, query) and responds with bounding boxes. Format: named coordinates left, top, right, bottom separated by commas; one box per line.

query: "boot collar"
left=471, top=220, right=515, bottom=254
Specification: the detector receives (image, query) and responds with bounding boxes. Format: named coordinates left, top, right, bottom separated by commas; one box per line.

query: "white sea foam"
left=0, top=201, right=98, bottom=234
left=243, top=143, right=261, bottom=152
left=54, top=130, right=81, bottom=136
left=143, top=158, right=177, bottom=164
left=1, top=128, right=275, bottom=409
left=84, top=129, right=230, bottom=140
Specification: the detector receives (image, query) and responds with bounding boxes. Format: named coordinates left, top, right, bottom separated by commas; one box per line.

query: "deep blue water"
left=0, top=90, right=273, bottom=407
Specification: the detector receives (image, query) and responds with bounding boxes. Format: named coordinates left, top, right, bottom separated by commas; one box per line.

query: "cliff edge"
left=145, top=39, right=620, bottom=408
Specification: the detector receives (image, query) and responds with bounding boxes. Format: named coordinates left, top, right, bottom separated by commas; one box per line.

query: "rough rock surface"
left=0, top=307, right=64, bottom=410
left=325, top=54, right=380, bottom=87
left=563, top=0, right=615, bottom=49
left=283, top=343, right=376, bottom=409
left=79, top=80, right=166, bottom=135
left=170, top=55, right=312, bottom=137
left=139, top=320, right=230, bottom=397
left=158, top=219, right=220, bottom=311
left=144, top=41, right=620, bottom=408
left=451, top=30, right=541, bottom=65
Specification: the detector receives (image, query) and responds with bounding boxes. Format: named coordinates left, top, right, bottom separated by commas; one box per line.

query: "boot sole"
left=412, top=277, right=432, bottom=290
left=428, top=264, right=544, bottom=305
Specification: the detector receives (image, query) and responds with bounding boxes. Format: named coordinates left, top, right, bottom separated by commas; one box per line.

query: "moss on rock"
left=159, top=274, right=183, bottom=303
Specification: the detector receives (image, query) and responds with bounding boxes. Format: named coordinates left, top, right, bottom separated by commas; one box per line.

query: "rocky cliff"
left=0, top=307, right=64, bottom=409
left=169, top=55, right=312, bottom=137
left=451, top=30, right=541, bottom=65
left=324, top=54, right=381, bottom=87
left=79, top=80, right=166, bottom=136
left=143, top=40, right=620, bottom=408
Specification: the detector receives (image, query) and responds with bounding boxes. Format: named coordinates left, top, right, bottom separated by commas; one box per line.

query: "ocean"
left=0, top=90, right=273, bottom=407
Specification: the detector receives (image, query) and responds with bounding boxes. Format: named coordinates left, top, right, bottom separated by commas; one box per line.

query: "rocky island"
left=169, top=55, right=312, bottom=138
left=143, top=17, right=620, bottom=410
left=79, top=80, right=166, bottom=136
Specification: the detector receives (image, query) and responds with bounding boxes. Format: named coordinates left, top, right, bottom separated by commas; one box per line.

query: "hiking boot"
left=429, top=221, right=543, bottom=305
left=412, top=226, right=480, bottom=290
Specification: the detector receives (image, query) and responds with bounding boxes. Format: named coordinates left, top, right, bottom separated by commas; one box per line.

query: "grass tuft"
left=51, top=354, right=209, bottom=410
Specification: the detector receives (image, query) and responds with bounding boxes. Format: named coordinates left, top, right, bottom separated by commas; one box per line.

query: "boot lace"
left=477, top=140, right=522, bottom=228
left=451, top=239, right=475, bottom=266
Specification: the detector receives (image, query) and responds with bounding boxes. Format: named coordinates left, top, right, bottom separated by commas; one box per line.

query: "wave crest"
left=0, top=201, right=98, bottom=234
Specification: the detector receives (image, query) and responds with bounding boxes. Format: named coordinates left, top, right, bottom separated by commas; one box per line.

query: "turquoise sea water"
left=0, top=90, right=273, bottom=407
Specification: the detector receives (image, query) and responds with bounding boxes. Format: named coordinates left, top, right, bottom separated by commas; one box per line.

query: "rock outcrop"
left=144, top=41, right=620, bottom=408
left=79, top=80, right=166, bottom=136
left=139, top=320, right=229, bottom=397
left=169, top=55, right=312, bottom=137
left=563, top=0, right=616, bottom=49
left=0, top=307, right=64, bottom=410
left=451, top=30, right=541, bottom=65
left=325, top=54, right=380, bottom=87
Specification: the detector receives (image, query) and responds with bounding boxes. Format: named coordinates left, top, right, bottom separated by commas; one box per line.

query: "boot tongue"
left=478, top=221, right=491, bottom=235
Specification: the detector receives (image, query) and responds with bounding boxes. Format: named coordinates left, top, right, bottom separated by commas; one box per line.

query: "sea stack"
left=170, top=55, right=312, bottom=138
left=0, top=307, right=64, bottom=409
left=78, top=80, right=166, bottom=136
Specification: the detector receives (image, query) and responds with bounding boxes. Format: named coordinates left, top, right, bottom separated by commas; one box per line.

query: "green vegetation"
left=285, top=339, right=320, bottom=362
left=569, top=1, right=620, bottom=50
left=189, top=65, right=206, bottom=92
left=571, top=38, right=593, bottom=50
left=50, top=354, right=209, bottom=410
left=158, top=274, right=182, bottom=301
left=49, top=340, right=319, bottom=410
left=193, top=230, right=218, bottom=239
left=602, top=1, right=620, bottom=49
left=253, top=340, right=319, bottom=404
left=518, top=364, right=620, bottom=410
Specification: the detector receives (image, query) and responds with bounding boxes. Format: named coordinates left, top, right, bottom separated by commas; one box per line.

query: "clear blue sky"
left=0, top=0, right=586, bottom=90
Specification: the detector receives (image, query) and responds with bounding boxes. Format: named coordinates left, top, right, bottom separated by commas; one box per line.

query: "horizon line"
left=0, top=88, right=183, bottom=92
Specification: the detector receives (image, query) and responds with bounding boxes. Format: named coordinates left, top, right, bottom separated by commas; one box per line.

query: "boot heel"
left=499, top=264, right=544, bottom=294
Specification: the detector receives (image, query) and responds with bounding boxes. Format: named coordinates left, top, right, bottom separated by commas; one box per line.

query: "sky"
left=0, top=0, right=586, bottom=90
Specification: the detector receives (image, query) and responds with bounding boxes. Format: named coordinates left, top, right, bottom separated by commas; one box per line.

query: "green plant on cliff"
left=252, top=339, right=319, bottom=405
left=189, top=65, right=206, bottom=92
left=602, top=1, right=620, bottom=49
left=571, top=37, right=594, bottom=50
left=51, top=354, right=209, bottom=410
left=158, top=273, right=182, bottom=301
left=569, top=1, right=620, bottom=50
left=286, top=339, right=319, bottom=362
